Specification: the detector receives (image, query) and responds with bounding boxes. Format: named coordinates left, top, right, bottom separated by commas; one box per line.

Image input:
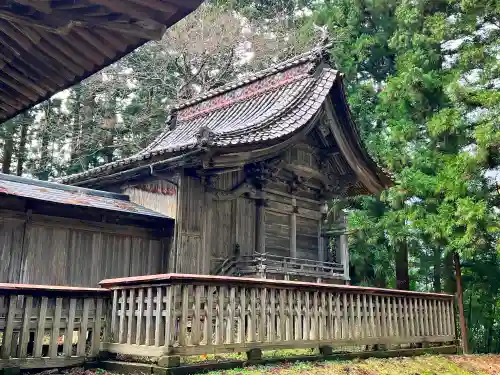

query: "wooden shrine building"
left=61, top=47, right=392, bottom=284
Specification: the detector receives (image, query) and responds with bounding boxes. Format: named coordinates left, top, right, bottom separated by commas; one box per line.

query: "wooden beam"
left=37, top=29, right=95, bottom=71
left=13, top=0, right=52, bottom=14
left=56, top=32, right=106, bottom=66
left=255, top=198, right=266, bottom=254
left=86, top=0, right=168, bottom=28
left=0, top=7, right=71, bottom=33
left=97, top=28, right=137, bottom=52
left=128, top=0, right=177, bottom=15
left=290, top=197, right=297, bottom=259
left=0, top=21, right=75, bottom=81
left=0, top=100, right=16, bottom=113
left=73, top=27, right=116, bottom=59
left=0, top=38, right=65, bottom=88
left=0, top=64, right=47, bottom=96
left=33, top=37, right=86, bottom=76
left=0, top=85, right=31, bottom=106
left=97, top=22, right=165, bottom=41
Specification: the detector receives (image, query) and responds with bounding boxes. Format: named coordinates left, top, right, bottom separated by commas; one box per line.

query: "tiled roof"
left=0, top=173, right=171, bottom=220
left=60, top=46, right=335, bottom=184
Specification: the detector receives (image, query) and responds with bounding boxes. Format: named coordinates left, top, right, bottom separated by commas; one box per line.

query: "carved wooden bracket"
left=314, top=146, right=340, bottom=172
left=209, top=181, right=265, bottom=201
left=318, top=173, right=358, bottom=199
left=244, top=158, right=282, bottom=189
left=287, top=172, right=306, bottom=194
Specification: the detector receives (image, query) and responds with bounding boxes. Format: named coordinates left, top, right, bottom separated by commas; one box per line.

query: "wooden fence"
left=100, top=274, right=456, bottom=362
left=0, top=284, right=109, bottom=369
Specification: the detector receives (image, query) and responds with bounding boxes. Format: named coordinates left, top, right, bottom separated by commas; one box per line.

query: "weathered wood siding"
left=265, top=210, right=289, bottom=258
left=122, top=180, right=177, bottom=219
left=0, top=211, right=168, bottom=286
left=172, top=142, right=330, bottom=275
left=174, top=175, right=204, bottom=274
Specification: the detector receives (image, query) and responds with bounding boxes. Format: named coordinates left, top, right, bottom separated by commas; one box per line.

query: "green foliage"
left=314, top=0, right=499, bottom=353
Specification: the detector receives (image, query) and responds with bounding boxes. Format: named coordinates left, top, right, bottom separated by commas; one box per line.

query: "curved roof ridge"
left=172, top=44, right=331, bottom=111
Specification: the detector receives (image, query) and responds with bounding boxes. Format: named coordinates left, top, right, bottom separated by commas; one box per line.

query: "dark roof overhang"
left=0, top=0, right=204, bottom=122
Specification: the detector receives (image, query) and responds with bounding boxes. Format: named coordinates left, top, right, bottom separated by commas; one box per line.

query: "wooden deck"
left=0, top=275, right=457, bottom=370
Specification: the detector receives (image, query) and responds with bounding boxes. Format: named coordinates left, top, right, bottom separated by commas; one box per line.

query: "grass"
left=193, top=355, right=500, bottom=375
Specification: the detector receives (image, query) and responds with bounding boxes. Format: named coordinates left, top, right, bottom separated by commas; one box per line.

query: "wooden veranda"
left=0, top=275, right=458, bottom=371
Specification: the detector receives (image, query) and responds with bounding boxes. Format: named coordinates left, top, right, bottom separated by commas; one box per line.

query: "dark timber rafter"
left=0, top=0, right=204, bottom=122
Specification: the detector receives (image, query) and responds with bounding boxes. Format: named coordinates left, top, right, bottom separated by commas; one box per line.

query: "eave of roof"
left=0, top=173, right=172, bottom=220
left=0, top=0, right=203, bottom=122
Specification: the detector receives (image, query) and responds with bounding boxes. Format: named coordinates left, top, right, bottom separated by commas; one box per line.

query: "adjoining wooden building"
left=61, top=47, right=392, bottom=284
left=0, top=173, right=174, bottom=286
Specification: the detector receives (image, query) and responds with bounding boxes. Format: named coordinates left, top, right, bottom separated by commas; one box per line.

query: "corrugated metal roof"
left=0, top=173, right=171, bottom=219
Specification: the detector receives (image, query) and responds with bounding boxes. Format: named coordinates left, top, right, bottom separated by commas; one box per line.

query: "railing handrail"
left=0, top=282, right=110, bottom=296
left=250, top=252, right=342, bottom=267
left=99, top=273, right=454, bottom=299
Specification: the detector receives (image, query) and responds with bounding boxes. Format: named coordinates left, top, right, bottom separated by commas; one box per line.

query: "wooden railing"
left=212, top=253, right=345, bottom=280
left=100, top=274, right=456, bottom=363
left=0, top=284, right=110, bottom=370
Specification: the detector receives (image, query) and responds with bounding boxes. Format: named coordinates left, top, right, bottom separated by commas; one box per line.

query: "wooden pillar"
left=318, top=220, right=324, bottom=262
left=339, top=212, right=350, bottom=283
left=290, top=197, right=297, bottom=259
left=255, top=198, right=266, bottom=254
left=340, top=233, right=350, bottom=282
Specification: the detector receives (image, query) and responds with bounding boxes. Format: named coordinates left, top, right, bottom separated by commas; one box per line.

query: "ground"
left=65, top=355, right=500, bottom=375
left=192, top=356, right=500, bottom=375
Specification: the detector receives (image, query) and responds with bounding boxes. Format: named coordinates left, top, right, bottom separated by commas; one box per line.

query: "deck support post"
left=246, top=348, right=262, bottom=361
left=158, top=355, right=181, bottom=368
left=319, top=345, right=333, bottom=357
left=1, top=367, right=21, bottom=375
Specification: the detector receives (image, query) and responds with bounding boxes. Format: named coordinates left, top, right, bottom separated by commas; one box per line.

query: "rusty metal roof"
left=0, top=0, right=203, bottom=122
left=0, top=173, right=171, bottom=219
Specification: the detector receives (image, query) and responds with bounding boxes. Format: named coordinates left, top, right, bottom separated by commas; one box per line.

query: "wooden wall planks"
left=0, top=213, right=168, bottom=287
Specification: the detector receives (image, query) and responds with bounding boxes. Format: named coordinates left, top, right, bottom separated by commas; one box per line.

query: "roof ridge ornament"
left=195, top=126, right=215, bottom=147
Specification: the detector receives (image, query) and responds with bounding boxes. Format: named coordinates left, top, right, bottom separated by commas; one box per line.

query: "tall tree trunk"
left=433, top=247, right=442, bottom=292
left=70, top=85, right=82, bottom=162
left=2, top=122, right=14, bottom=174
left=16, top=114, right=29, bottom=176
left=395, top=239, right=409, bottom=290
left=81, top=93, right=95, bottom=169
left=443, top=251, right=456, bottom=294
left=454, top=252, right=469, bottom=354
left=38, top=104, right=52, bottom=181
